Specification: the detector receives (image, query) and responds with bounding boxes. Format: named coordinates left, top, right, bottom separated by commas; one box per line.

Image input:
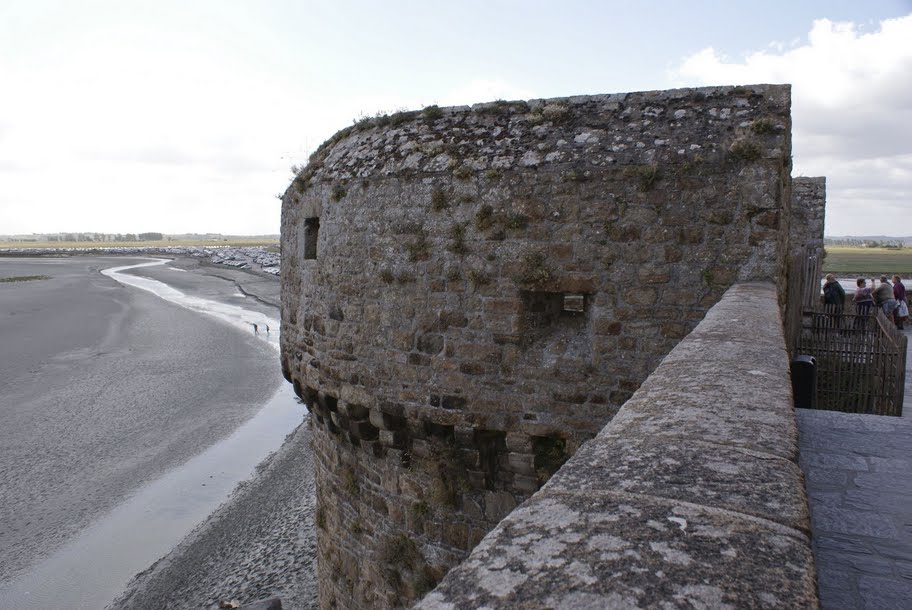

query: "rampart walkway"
left=799, top=327, right=912, bottom=609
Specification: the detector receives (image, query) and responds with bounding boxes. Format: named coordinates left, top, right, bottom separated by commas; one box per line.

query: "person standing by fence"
left=822, top=273, right=846, bottom=330
left=853, top=278, right=874, bottom=328
left=874, top=275, right=898, bottom=322
left=823, top=274, right=846, bottom=308
left=893, top=275, right=908, bottom=330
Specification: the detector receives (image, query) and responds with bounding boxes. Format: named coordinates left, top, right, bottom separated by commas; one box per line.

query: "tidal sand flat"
left=0, top=257, right=306, bottom=608
left=113, top=419, right=317, bottom=610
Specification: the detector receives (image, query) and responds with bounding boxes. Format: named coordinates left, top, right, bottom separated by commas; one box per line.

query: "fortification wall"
left=280, top=84, right=793, bottom=609
left=791, top=176, right=826, bottom=258
left=418, top=283, right=818, bottom=609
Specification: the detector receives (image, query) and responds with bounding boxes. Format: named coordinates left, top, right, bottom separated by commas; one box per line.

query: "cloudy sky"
left=1, top=0, right=910, bottom=236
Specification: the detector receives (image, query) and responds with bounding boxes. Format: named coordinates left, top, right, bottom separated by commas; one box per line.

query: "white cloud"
left=672, top=15, right=912, bottom=236
left=0, top=19, right=326, bottom=235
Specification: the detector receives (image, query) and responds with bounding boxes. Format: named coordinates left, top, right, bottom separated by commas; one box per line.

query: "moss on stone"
left=430, top=188, right=448, bottom=212
left=633, top=164, right=660, bottom=191
left=343, top=467, right=359, bottom=495
left=475, top=205, right=496, bottom=231
left=453, top=165, right=473, bottom=180
left=751, top=118, right=776, bottom=135
left=515, top=252, right=553, bottom=288
left=448, top=224, right=468, bottom=255
left=331, top=184, right=347, bottom=201
left=422, top=105, right=443, bottom=121
left=406, top=234, right=431, bottom=262
left=730, top=139, right=763, bottom=162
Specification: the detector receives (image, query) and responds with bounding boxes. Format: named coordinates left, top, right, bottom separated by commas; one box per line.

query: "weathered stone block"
left=546, top=435, right=809, bottom=531
left=625, top=286, right=657, bottom=307
left=417, top=334, right=445, bottom=355
left=440, top=395, right=466, bottom=410
left=348, top=419, right=378, bottom=441
left=378, top=429, right=406, bottom=448
left=458, top=361, right=489, bottom=376
left=341, top=402, right=369, bottom=420
left=512, top=474, right=540, bottom=494
left=506, top=453, right=536, bottom=476
left=418, top=490, right=816, bottom=609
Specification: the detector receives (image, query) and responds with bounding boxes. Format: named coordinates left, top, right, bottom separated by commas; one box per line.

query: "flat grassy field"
left=0, top=238, right=278, bottom=250
left=823, top=247, right=912, bottom=276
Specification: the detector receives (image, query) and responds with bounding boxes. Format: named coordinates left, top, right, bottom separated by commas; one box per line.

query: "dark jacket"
left=823, top=280, right=846, bottom=307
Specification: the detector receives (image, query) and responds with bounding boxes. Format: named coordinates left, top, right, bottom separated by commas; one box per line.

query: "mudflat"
left=0, top=256, right=282, bottom=583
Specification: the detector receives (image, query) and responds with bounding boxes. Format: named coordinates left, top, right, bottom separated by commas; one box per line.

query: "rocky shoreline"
left=0, top=245, right=282, bottom=276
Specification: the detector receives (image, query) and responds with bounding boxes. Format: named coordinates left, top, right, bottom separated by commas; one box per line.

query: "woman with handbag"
left=893, top=275, right=908, bottom=330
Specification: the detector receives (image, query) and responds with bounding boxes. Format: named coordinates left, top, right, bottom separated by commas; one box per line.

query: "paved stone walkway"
left=798, top=327, right=912, bottom=609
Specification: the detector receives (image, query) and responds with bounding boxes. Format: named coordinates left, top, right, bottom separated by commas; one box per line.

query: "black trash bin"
left=791, top=355, right=817, bottom=409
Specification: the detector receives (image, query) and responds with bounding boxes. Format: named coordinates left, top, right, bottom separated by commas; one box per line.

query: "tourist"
left=874, top=275, right=898, bottom=320
left=823, top=274, right=846, bottom=308
left=853, top=278, right=874, bottom=327
left=894, top=275, right=908, bottom=330
left=821, top=274, right=846, bottom=331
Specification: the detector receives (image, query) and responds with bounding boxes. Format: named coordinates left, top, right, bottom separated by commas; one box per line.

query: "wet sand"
left=113, top=420, right=317, bottom=610
left=0, top=256, right=313, bottom=608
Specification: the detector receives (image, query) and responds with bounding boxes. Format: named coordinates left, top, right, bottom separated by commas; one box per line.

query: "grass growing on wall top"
left=823, top=247, right=912, bottom=275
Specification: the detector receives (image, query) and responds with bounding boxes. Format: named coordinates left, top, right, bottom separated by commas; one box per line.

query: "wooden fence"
left=786, top=251, right=908, bottom=416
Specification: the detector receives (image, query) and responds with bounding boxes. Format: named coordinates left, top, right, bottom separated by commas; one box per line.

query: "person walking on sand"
left=253, top=323, right=259, bottom=336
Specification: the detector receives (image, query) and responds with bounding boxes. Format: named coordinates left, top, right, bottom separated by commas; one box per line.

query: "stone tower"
left=280, top=84, right=793, bottom=608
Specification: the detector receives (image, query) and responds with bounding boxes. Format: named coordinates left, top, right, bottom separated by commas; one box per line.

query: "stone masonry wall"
left=791, top=176, right=826, bottom=258
left=280, top=84, right=793, bottom=609
left=418, top=283, right=818, bottom=609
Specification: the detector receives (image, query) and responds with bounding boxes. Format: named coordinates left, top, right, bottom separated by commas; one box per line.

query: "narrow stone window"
left=520, top=290, right=589, bottom=344
left=474, top=429, right=507, bottom=490
left=532, top=435, right=568, bottom=483
left=303, top=217, right=319, bottom=260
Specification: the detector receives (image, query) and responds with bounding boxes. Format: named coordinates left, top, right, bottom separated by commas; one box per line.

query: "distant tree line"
left=44, top=232, right=166, bottom=242
left=825, top=238, right=905, bottom=249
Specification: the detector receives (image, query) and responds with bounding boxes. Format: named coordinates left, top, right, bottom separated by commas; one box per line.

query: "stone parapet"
left=790, top=176, right=826, bottom=258
left=417, top=283, right=819, bottom=609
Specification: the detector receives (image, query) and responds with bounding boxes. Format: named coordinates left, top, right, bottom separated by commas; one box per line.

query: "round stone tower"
left=280, top=85, right=792, bottom=608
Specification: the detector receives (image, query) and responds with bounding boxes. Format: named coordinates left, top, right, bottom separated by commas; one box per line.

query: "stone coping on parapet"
left=286, top=83, right=791, bottom=197
left=302, top=83, right=789, bottom=160
left=415, top=283, right=819, bottom=609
